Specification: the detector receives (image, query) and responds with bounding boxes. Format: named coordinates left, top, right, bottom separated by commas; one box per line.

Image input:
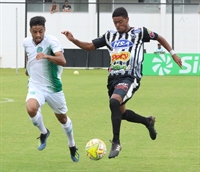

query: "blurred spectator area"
left=27, top=0, right=88, bottom=12
left=26, top=0, right=200, bottom=13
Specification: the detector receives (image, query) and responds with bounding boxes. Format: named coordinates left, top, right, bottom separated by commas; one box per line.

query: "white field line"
left=0, top=98, right=14, bottom=103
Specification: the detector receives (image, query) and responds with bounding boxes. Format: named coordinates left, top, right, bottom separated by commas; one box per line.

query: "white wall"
left=0, top=0, right=200, bottom=68
left=0, top=0, right=25, bottom=68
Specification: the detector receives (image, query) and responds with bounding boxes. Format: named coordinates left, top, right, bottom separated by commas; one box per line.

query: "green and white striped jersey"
left=23, top=35, right=64, bottom=93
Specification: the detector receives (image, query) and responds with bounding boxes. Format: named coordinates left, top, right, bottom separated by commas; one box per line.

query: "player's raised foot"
left=37, top=129, right=50, bottom=150
left=108, top=140, right=122, bottom=159
left=69, top=146, right=80, bottom=162
left=146, top=116, right=157, bottom=140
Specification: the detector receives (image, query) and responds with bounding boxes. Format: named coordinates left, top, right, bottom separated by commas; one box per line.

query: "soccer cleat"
left=146, top=116, right=157, bottom=140
left=37, top=129, right=50, bottom=150
left=108, top=140, right=122, bottom=159
left=69, top=146, right=80, bottom=162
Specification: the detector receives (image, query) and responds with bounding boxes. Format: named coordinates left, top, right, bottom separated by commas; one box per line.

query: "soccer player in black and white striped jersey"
left=62, top=7, right=182, bottom=159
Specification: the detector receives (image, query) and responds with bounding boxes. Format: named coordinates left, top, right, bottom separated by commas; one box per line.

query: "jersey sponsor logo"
left=110, top=52, right=130, bottom=72
left=111, top=39, right=133, bottom=49
left=147, top=29, right=155, bottom=38
left=115, top=83, right=129, bottom=91
left=111, top=52, right=130, bottom=63
left=111, top=64, right=127, bottom=71
left=152, top=54, right=173, bottom=75
left=109, top=69, right=126, bottom=75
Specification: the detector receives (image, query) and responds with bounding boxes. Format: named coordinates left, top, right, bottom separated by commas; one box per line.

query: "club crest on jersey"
left=111, top=39, right=133, bottom=49
left=37, top=47, right=43, bottom=53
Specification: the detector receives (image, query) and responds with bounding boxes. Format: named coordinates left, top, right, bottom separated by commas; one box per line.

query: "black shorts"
left=107, top=76, right=140, bottom=104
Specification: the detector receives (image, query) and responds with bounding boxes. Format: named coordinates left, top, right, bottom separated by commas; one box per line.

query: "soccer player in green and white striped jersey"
left=23, top=16, right=79, bottom=162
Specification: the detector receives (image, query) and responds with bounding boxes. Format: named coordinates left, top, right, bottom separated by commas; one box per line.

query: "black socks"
left=110, top=99, right=121, bottom=143
left=109, top=99, right=148, bottom=143
left=122, top=109, right=148, bottom=126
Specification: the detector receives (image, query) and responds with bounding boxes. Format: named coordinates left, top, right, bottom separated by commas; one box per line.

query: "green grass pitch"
left=0, top=68, right=199, bottom=172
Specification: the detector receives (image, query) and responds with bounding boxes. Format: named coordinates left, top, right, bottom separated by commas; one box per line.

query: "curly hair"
left=112, top=7, right=128, bottom=18
left=30, top=16, right=46, bottom=28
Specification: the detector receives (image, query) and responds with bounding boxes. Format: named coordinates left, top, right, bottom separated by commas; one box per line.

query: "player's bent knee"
left=26, top=105, right=38, bottom=116
left=109, top=98, right=120, bottom=110
left=26, top=99, right=39, bottom=115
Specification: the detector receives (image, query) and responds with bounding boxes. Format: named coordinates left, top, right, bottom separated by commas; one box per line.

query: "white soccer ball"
left=73, top=70, right=79, bottom=75
left=85, top=139, right=106, bottom=160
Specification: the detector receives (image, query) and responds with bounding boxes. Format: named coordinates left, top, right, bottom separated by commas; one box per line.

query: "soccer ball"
left=73, top=70, right=79, bottom=75
left=85, top=139, right=106, bottom=160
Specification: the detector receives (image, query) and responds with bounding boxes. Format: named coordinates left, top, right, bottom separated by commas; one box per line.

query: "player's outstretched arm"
left=61, top=31, right=96, bottom=51
left=157, top=35, right=182, bottom=68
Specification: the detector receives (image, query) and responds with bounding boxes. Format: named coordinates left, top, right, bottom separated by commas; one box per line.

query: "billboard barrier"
left=143, top=54, right=200, bottom=76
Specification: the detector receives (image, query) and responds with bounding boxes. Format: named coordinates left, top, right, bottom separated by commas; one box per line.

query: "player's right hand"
left=172, top=54, right=182, bottom=68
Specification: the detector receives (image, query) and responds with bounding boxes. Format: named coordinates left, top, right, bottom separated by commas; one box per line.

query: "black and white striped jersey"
left=92, top=27, right=158, bottom=79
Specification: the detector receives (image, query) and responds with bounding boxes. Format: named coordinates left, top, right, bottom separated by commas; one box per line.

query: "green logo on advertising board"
left=143, top=54, right=200, bottom=76
left=152, top=55, right=173, bottom=75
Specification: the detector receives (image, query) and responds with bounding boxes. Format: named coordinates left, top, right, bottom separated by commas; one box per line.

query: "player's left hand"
left=172, top=54, right=182, bottom=68
left=36, top=52, right=47, bottom=60
left=61, top=30, right=75, bottom=42
left=25, top=69, right=29, bottom=76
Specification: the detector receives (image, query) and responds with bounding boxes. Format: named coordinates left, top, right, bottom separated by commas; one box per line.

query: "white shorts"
left=26, top=86, right=68, bottom=114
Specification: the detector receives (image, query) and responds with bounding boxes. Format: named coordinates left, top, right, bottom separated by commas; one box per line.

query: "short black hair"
left=30, top=16, right=46, bottom=28
left=112, top=7, right=128, bottom=18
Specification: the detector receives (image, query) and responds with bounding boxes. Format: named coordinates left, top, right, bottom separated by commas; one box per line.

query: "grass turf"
left=0, top=68, right=199, bottom=172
